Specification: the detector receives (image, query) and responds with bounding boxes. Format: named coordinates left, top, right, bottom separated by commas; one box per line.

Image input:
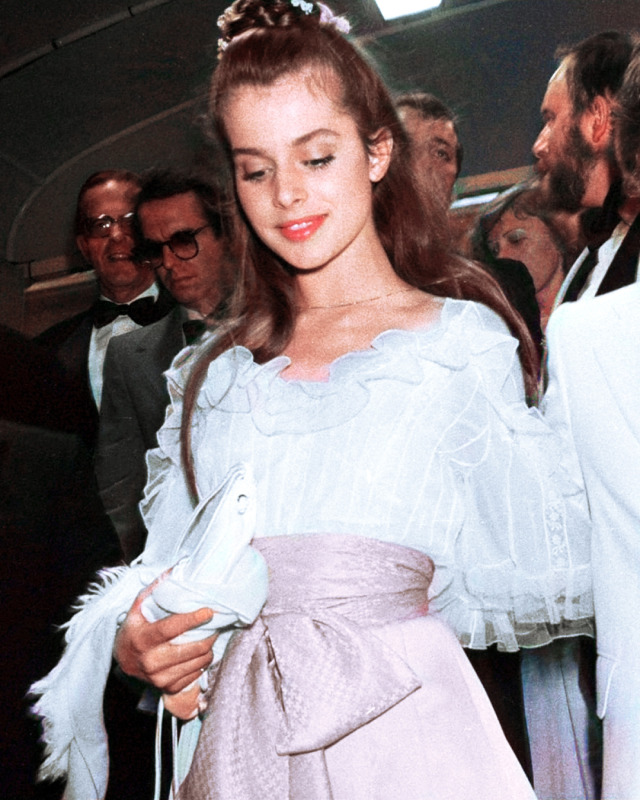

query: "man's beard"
left=543, top=124, right=597, bottom=212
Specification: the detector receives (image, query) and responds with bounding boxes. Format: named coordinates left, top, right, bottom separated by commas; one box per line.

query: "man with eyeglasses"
left=35, top=170, right=177, bottom=800
left=96, top=169, right=234, bottom=562
left=36, top=170, right=175, bottom=447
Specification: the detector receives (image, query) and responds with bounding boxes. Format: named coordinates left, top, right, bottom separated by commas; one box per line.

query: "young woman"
left=33, top=2, right=592, bottom=798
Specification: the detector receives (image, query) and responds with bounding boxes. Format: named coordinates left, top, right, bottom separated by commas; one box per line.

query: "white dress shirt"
left=88, top=283, right=159, bottom=408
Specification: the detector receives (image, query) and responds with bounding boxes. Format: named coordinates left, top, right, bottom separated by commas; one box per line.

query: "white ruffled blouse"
left=141, top=297, right=593, bottom=652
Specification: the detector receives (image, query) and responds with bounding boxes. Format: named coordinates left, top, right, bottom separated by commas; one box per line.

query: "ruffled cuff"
left=429, top=560, right=594, bottom=652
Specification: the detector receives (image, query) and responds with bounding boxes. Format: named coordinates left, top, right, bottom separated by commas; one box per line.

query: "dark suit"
left=0, top=421, right=121, bottom=800
left=0, top=325, right=171, bottom=800
left=0, top=325, right=92, bottom=438
left=96, top=305, right=188, bottom=561
left=35, top=309, right=101, bottom=446
left=36, top=289, right=175, bottom=448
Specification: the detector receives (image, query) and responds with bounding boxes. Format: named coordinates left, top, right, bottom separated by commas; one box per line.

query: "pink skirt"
left=178, top=535, right=537, bottom=800
left=323, top=614, right=535, bottom=799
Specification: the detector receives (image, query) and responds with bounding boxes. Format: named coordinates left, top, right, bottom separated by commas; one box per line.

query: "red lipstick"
left=278, top=215, right=326, bottom=242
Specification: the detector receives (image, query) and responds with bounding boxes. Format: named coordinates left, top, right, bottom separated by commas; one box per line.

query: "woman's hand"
left=114, top=575, right=216, bottom=694
left=162, top=681, right=202, bottom=721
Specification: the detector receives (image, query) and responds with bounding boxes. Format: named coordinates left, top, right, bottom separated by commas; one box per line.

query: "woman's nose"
left=273, top=167, right=306, bottom=209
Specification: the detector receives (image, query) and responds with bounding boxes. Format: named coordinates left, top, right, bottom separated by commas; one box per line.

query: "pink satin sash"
left=178, top=534, right=434, bottom=800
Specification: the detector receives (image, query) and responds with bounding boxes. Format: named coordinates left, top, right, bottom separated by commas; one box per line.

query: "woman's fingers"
left=160, top=649, right=215, bottom=695
left=136, top=633, right=216, bottom=689
left=152, top=606, right=215, bottom=644
left=114, top=578, right=215, bottom=684
left=163, top=681, right=201, bottom=720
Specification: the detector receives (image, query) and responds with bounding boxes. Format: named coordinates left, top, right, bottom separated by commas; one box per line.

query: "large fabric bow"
left=179, top=534, right=433, bottom=800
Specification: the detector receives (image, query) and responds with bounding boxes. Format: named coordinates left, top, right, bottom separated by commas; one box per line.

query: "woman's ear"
left=368, top=128, right=393, bottom=183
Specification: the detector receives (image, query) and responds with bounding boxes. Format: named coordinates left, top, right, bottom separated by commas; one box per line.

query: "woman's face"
left=222, top=70, right=391, bottom=273
left=487, top=209, right=563, bottom=292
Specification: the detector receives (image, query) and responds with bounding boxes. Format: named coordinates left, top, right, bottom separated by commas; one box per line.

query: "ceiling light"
left=374, top=0, right=442, bottom=21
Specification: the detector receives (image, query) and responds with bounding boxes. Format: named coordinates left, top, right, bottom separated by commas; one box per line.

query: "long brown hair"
left=181, top=0, right=539, bottom=499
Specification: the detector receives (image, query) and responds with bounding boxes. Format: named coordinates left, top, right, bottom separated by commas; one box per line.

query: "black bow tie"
left=182, top=318, right=207, bottom=345
left=93, top=297, right=157, bottom=328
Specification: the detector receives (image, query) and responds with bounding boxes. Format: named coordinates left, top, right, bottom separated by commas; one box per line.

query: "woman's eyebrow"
left=232, top=128, right=340, bottom=157
left=291, top=128, right=340, bottom=147
left=231, top=146, right=266, bottom=157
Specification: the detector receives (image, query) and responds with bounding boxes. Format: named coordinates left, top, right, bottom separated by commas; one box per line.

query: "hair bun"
left=217, top=0, right=350, bottom=57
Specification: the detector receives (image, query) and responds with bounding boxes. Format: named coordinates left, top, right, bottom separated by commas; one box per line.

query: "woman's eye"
left=305, top=155, right=335, bottom=169
left=242, top=169, right=267, bottom=183
left=237, top=161, right=271, bottom=182
left=506, top=228, right=527, bottom=245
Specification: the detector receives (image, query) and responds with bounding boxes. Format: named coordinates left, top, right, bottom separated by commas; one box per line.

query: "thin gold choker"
left=301, top=286, right=415, bottom=311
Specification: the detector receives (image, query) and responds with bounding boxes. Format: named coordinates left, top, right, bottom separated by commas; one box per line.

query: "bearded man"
left=533, top=31, right=638, bottom=304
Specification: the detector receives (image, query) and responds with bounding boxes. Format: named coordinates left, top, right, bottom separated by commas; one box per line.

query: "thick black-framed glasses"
left=83, top=212, right=136, bottom=239
left=134, top=225, right=211, bottom=269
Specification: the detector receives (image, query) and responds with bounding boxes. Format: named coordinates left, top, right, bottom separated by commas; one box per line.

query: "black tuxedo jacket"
left=35, top=287, right=175, bottom=448
left=35, top=310, right=98, bottom=445
left=0, top=421, right=121, bottom=799
left=0, top=324, right=93, bottom=438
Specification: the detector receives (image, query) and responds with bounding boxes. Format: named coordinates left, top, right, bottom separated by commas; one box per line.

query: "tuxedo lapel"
left=596, top=213, right=640, bottom=296
left=130, top=307, right=186, bottom=410
left=553, top=250, right=588, bottom=310
left=54, top=313, right=93, bottom=387
left=54, top=313, right=100, bottom=440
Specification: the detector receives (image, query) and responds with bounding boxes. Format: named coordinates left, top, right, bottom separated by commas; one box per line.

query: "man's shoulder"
left=0, top=419, right=81, bottom=460
left=35, top=307, right=94, bottom=348
left=553, top=283, right=638, bottom=328
left=601, top=280, right=640, bottom=318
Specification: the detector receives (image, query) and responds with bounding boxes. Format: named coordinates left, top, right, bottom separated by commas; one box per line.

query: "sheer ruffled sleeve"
left=425, top=302, right=593, bottom=651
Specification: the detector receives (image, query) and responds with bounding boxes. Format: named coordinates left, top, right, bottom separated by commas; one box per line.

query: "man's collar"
left=99, top=282, right=159, bottom=304
left=184, top=306, right=206, bottom=321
